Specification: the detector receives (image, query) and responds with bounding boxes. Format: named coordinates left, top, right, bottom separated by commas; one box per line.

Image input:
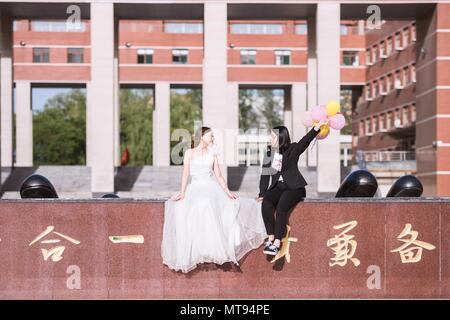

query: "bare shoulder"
left=184, top=148, right=193, bottom=159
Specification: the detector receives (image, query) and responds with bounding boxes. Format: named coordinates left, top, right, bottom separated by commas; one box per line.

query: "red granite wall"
left=0, top=200, right=448, bottom=299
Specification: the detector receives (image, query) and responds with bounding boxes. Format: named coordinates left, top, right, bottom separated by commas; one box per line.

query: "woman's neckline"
left=190, top=145, right=212, bottom=161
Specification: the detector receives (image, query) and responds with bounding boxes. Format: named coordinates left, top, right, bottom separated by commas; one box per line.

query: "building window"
left=386, top=74, right=393, bottom=91
left=365, top=83, right=372, bottom=100
left=379, top=113, right=386, bottom=131
left=33, top=47, right=49, bottom=63
left=164, top=23, right=203, bottom=34
left=379, top=77, right=386, bottom=94
left=365, top=118, right=372, bottom=135
left=342, top=51, right=359, bottom=66
left=67, top=48, right=84, bottom=63
left=379, top=41, right=386, bottom=58
left=395, top=70, right=403, bottom=88
left=359, top=120, right=364, bottom=137
left=230, top=24, right=283, bottom=35
left=172, top=49, right=188, bottom=64
left=403, top=66, right=411, bottom=85
left=373, top=81, right=378, bottom=97
left=403, top=106, right=410, bottom=125
left=274, top=50, right=291, bottom=65
left=411, top=64, right=416, bottom=83
left=386, top=73, right=392, bottom=92
left=240, top=49, right=257, bottom=64
left=403, top=27, right=410, bottom=46
left=387, top=112, right=393, bottom=129
left=123, top=22, right=155, bottom=33
left=365, top=48, right=371, bottom=65
left=395, top=32, right=403, bottom=50
left=137, top=49, right=153, bottom=64
left=294, top=24, right=307, bottom=34
left=340, top=25, right=348, bottom=35
left=31, top=20, right=85, bottom=32
left=411, top=23, right=417, bottom=42
left=373, top=116, right=379, bottom=133
left=394, top=109, right=402, bottom=127
left=411, top=104, right=416, bottom=122
left=386, top=36, right=393, bottom=55
left=372, top=45, right=378, bottom=63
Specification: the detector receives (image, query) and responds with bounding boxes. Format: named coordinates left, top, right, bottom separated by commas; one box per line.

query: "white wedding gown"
left=161, top=145, right=267, bottom=273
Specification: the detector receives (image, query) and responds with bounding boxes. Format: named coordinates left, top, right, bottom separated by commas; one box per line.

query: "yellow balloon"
left=317, top=124, right=330, bottom=139
left=326, top=101, right=340, bottom=117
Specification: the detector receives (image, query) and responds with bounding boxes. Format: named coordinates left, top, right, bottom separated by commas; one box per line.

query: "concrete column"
left=85, top=82, right=92, bottom=167
left=316, top=3, right=341, bottom=193
left=283, top=89, right=293, bottom=139
left=307, top=15, right=318, bottom=167
left=15, top=81, right=33, bottom=167
left=89, top=2, right=117, bottom=194
left=226, top=82, right=239, bottom=166
left=203, top=2, right=229, bottom=177
left=113, top=19, right=120, bottom=168
left=291, top=83, right=308, bottom=167
left=0, top=14, right=13, bottom=169
left=153, top=82, right=170, bottom=166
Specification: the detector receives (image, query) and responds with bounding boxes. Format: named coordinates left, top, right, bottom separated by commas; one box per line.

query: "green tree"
left=170, top=88, right=202, bottom=165
left=120, top=88, right=153, bottom=166
left=239, top=89, right=283, bottom=131
left=340, top=89, right=353, bottom=135
left=33, top=89, right=86, bottom=165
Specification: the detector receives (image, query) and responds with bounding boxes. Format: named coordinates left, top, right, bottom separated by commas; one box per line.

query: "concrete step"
left=1, top=166, right=91, bottom=193
left=1, top=165, right=319, bottom=198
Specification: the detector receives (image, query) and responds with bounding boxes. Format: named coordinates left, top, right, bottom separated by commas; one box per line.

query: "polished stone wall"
left=0, top=198, right=448, bottom=299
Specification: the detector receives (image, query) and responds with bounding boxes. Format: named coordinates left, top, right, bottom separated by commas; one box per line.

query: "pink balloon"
left=329, top=113, right=346, bottom=130
left=310, top=105, right=327, bottom=122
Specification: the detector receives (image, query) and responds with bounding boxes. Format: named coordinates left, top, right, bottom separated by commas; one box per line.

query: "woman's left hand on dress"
left=255, top=197, right=263, bottom=202
left=226, top=189, right=238, bottom=199
left=172, top=192, right=185, bottom=201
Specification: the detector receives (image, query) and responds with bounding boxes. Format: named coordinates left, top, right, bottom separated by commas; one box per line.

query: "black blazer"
left=258, top=128, right=320, bottom=197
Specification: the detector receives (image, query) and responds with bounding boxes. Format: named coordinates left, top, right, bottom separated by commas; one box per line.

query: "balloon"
left=302, top=111, right=312, bottom=127
left=329, top=113, right=346, bottom=130
left=316, top=124, right=330, bottom=140
left=326, top=100, right=340, bottom=117
left=310, top=105, right=327, bottom=122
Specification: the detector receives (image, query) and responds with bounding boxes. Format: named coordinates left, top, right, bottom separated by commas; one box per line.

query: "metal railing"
left=363, top=151, right=415, bottom=162
left=237, top=134, right=270, bottom=166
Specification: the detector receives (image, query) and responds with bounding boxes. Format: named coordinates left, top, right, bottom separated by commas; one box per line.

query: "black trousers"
left=261, top=180, right=306, bottom=240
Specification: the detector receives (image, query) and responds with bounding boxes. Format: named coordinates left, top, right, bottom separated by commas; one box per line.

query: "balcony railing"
left=363, top=151, right=415, bottom=162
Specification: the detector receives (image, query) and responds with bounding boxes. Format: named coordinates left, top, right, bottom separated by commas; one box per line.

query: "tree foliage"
left=33, top=89, right=86, bottom=165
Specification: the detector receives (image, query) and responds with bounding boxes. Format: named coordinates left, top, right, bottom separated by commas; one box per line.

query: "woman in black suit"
left=256, top=120, right=326, bottom=255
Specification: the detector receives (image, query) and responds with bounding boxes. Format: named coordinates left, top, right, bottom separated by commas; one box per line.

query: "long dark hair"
left=191, top=126, right=211, bottom=148
left=271, top=125, right=291, bottom=154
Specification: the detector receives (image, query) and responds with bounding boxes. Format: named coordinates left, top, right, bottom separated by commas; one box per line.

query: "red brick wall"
left=416, top=4, right=450, bottom=196
left=12, top=19, right=366, bottom=84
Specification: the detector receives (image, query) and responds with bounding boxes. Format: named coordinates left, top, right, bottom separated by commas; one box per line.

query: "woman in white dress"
left=161, top=127, right=267, bottom=273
